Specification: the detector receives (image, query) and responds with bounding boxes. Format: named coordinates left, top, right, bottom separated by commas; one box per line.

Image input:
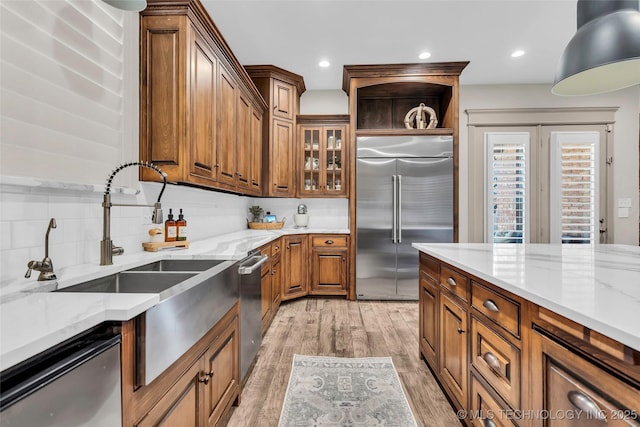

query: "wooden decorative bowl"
left=247, top=221, right=284, bottom=230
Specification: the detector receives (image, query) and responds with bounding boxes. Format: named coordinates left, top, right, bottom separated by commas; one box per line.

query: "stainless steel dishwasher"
left=238, top=249, right=269, bottom=383
left=0, top=323, right=122, bottom=426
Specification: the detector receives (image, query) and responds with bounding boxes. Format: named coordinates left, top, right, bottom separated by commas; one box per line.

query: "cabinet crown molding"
left=342, top=61, right=470, bottom=93
left=244, top=65, right=306, bottom=96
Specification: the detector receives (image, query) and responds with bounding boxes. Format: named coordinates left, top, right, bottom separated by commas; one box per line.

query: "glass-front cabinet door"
left=297, top=115, right=349, bottom=198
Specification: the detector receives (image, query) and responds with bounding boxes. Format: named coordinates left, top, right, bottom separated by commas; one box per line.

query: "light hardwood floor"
left=227, top=298, right=461, bottom=427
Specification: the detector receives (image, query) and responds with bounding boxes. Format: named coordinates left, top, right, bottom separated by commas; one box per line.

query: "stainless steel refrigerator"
left=356, top=135, right=454, bottom=300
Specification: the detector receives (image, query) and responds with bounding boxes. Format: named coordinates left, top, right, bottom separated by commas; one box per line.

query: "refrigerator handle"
left=397, top=174, right=402, bottom=243
left=392, top=175, right=397, bottom=243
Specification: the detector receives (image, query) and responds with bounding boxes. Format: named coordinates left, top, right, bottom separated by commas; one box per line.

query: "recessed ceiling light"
left=418, top=51, right=431, bottom=60
left=318, top=60, right=330, bottom=68
left=511, top=50, right=525, bottom=58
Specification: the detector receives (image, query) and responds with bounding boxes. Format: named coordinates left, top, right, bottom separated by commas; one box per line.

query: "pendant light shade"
left=552, top=0, right=640, bottom=96
left=101, top=0, right=147, bottom=12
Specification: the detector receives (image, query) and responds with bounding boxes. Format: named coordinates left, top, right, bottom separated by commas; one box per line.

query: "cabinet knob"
left=272, top=269, right=276, bottom=275
left=446, top=277, right=457, bottom=287
left=567, top=390, right=606, bottom=421
left=457, top=327, right=465, bottom=334
left=198, top=369, right=214, bottom=384
left=214, top=163, right=220, bottom=168
left=482, top=299, right=500, bottom=312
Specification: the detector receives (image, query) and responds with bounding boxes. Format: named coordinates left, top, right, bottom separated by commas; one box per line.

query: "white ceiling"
left=202, top=0, right=579, bottom=91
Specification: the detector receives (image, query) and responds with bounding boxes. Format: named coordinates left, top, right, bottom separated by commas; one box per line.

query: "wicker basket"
left=247, top=221, right=284, bottom=230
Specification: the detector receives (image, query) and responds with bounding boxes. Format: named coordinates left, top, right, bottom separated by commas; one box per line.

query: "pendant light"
left=101, top=0, right=147, bottom=12
left=552, top=0, right=640, bottom=96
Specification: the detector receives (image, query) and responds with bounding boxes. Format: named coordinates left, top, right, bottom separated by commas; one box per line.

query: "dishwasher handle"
left=238, top=255, right=269, bottom=274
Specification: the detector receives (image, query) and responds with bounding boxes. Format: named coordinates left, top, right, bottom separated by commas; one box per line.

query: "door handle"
left=397, top=174, right=402, bottom=243
left=238, top=255, right=269, bottom=274
left=392, top=175, right=397, bottom=244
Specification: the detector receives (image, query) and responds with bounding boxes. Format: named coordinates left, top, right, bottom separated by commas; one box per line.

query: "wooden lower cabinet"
left=470, top=374, right=518, bottom=427
left=282, top=235, right=308, bottom=300
left=309, top=235, right=348, bottom=296
left=203, top=323, right=239, bottom=427
left=137, top=361, right=204, bottom=427
left=530, top=331, right=640, bottom=427
left=419, top=272, right=439, bottom=370
left=439, top=290, right=469, bottom=410
left=122, top=305, right=240, bottom=427
left=418, top=251, right=640, bottom=427
left=259, top=239, right=283, bottom=335
left=271, top=253, right=282, bottom=311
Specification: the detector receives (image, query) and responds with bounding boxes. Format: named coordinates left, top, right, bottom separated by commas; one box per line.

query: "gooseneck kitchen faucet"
left=100, top=161, right=167, bottom=265
left=25, top=218, right=58, bottom=281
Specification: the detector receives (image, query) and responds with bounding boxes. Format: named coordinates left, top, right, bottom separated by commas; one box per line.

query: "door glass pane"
left=550, top=132, right=599, bottom=244
left=485, top=132, right=530, bottom=243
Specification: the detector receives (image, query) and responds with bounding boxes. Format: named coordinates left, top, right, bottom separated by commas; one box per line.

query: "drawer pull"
left=325, top=240, right=334, bottom=244
left=567, top=390, right=607, bottom=421
left=482, top=299, right=500, bottom=312
left=446, top=277, right=457, bottom=287
left=457, top=327, right=465, bottom=334
left=482, top=352, right=501, bottom=372
left=483, top=419, right=498, bottom=427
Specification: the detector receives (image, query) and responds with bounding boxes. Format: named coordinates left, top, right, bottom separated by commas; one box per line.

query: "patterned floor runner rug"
left=278, top=354, right=418, bottom=426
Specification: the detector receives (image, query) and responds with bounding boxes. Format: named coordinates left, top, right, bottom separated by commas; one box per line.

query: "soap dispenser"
left=165, top=209, right=177, bottom=242
left=176, top=209, right=187, bottom=241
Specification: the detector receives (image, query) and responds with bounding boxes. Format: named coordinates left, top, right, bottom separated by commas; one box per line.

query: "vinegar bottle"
left=165, top=209, right=177, bottom=242
left=176, top=209, right=187, bottom=241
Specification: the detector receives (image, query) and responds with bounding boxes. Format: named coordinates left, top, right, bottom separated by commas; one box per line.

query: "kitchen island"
left=412, top=243, right=640, bottom=426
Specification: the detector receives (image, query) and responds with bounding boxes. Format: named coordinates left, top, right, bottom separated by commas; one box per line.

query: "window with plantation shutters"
left=484, top=132, right=530, bottom=244
left=550, top=132, right=600, bottom=244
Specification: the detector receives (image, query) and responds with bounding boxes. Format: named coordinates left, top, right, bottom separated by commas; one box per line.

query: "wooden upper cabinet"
left=297, top=115, right=350, bottom=198
left=140, top=0, right=266, bottom=195
left=189, top=27, right=218, bottom=185
left=218, top=66, right=237, bottom=186
left=139, top=14, right=186, bottom=184
left=342, top=62, right=468, bottom=133
left=250, top=108, right=263, bottom=194
left=235, top=90, right=251, bottom=190
left=273, top=79, right=295, bottom=120
left=245, top=65, right=306, bottom=198
left=272, top=119, right=294, bottom=195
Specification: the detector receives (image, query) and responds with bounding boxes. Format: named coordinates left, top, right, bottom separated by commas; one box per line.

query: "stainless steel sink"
left=54, top=272, right=197, bottom=294
left=126, top=259, right=224, bottom=272
left=51, top=257, right=240, bottom=386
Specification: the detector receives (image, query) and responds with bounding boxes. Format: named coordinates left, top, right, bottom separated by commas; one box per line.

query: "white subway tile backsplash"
left=10, top=220, right=51, bottom=249
left=1, top=248, right=30, bottom=283
left=0, top=192, right=49, bottom=221
left=0, top=222, right=11, bottom=250
left=1, top=181, right=349, bottom=286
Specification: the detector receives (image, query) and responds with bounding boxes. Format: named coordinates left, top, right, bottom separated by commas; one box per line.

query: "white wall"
left=459, top=84, right=639, bottom=244
left=0, top=0, right=139, bottom=185
left=300, top=86, right=640, bottom=245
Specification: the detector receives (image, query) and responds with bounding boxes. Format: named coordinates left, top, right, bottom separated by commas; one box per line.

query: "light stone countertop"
left=412, top=243, right=640, bottom=351
left=0, top=227, right=349, bottom=371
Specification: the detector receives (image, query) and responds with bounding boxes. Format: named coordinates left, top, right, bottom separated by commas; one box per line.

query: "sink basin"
left=54, top=272, right=197, bottom=294
left=127, top=259, right=224, bottom=272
